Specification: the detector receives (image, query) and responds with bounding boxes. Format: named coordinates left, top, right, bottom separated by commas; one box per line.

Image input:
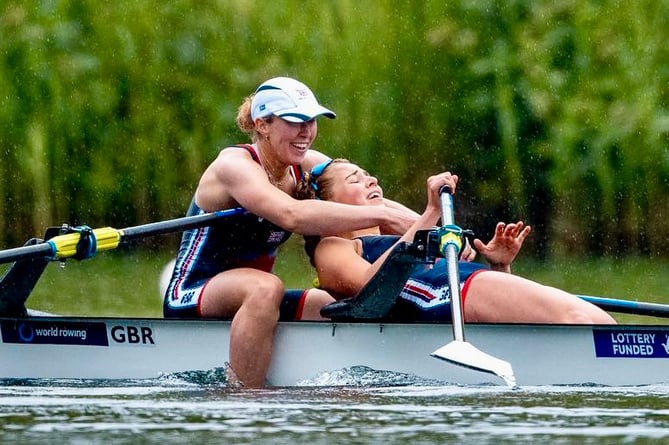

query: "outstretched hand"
left=473, top=221, right=531, bottom=273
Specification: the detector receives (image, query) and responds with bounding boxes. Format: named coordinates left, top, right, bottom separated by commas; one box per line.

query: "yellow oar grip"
left=48, top=233, right=82, bottom=259
left=48, top=227, right=121, bottom=259
left=94, top=227, right=122, bottom=252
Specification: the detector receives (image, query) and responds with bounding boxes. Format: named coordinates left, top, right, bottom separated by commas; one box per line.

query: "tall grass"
left=2, top=1, right=669, bottom=256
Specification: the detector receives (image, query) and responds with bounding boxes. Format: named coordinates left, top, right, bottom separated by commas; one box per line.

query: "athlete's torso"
left=173, top=144, right=302, bottom=286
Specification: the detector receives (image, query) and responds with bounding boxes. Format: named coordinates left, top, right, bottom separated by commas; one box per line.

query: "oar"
left=0, top=207, right=245, bottom=264
left=579, top=295, right=669, bottom=318
left=430, top=187, right=517, bottom=387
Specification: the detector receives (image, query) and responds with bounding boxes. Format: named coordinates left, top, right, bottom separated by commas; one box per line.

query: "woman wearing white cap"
left=163, top=77, right=418, bottom=387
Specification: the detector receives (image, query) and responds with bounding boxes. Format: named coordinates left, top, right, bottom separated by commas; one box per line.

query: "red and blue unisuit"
left=163, top=144, right=307, bottom=320
left=358, top=235, right=489, bottom=322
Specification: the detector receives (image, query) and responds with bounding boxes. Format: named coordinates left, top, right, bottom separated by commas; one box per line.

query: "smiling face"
left=323, top=161, right=384, bottom=206
left=264, top=117, right=318, bottom=165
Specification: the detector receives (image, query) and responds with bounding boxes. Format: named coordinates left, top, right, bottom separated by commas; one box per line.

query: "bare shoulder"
left=196, top=146, right=260, bottom=211
left=317, top=236, right=360, bottom=255
left=210, top=146, right=254, bottom=169
left=302, top=149, right=331, bottom=171
left=203, top=146, right=263, bottom=181
left=313, top=236, right=362, bottom=278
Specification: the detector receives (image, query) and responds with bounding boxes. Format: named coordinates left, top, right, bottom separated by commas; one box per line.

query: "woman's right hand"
left=426, top=172, right=458, bottom=212
left=381, top=171, right=459, bottom=240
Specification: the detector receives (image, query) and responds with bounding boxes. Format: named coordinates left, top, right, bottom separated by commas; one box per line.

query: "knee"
left=306, top=288, right=335, bottom=306
left=246, top=275, right=285, bottom=309
left=300, top=289, right=336, bottom=321
left=548, top=294, right=617, bottom=324
left=567, top=306, right=617, bottom=325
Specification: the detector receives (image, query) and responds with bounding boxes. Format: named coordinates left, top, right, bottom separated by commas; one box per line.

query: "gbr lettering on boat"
left=110, top=325, right=155, bottom=345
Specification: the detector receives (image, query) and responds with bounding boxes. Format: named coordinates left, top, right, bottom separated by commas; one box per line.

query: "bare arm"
left=195, top=148, right=414, bottom=236
left=380, top=199, right=420, bottom=234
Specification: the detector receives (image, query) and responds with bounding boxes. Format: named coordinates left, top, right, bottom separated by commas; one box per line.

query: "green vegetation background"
left=2, top=1, right=669, bottom=257
left=1, top=1, right=669, bottom=317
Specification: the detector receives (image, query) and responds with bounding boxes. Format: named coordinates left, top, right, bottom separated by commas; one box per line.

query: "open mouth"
left=291, top=142, right=309, bottom=151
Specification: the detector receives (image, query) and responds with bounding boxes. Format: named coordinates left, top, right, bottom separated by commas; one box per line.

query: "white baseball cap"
left=251, top=77, right=336, bottom=123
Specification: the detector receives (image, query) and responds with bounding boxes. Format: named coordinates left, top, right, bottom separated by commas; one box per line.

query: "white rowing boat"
left=1, top=315, right=668, bottom=386
left=1, top=207, right=669, bottom=387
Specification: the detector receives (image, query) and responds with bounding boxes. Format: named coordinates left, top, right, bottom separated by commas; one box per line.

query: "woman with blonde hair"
left=164, top=78, right=417, bottom=387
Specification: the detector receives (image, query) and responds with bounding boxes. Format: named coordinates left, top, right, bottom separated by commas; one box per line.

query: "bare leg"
left=300, top=288, right=335, bottom=320
left=463, top=271, right=617, bottom=324
left=200, top=269, right=284, bottom=387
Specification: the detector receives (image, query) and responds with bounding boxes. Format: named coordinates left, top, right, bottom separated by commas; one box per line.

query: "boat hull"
left=1, top=316, right=668, bottom=386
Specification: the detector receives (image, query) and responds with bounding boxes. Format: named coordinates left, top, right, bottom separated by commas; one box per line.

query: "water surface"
left=1, top=368, right=668, bottom=444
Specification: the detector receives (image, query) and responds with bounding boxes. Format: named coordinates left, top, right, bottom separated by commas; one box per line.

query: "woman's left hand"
left=473, top=221, right=531, bottom=273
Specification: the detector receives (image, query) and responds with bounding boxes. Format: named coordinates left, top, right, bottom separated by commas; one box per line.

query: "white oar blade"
left=431, top=340, right=517, bottom=387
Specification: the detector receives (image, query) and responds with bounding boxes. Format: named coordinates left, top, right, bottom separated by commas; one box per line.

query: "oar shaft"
left=0, top=243, right=54, bottom=264
left=445, top=246, right=464, bottom=340
left=0, top=207, right=245, bottom=264
left=579, top=295, right=669, bottom=318
left=432, top=187, right=516, bottom=386
left=119, top=208, right=244, bottom=241
left=440, top=190, right=465, bottom=342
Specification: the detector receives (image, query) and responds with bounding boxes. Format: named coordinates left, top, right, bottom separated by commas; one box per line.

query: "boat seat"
left=320, top=230, right=438, bottom=321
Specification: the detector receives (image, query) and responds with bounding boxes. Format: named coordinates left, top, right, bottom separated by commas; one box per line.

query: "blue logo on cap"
left=260, top=104, right=266, bottom=111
